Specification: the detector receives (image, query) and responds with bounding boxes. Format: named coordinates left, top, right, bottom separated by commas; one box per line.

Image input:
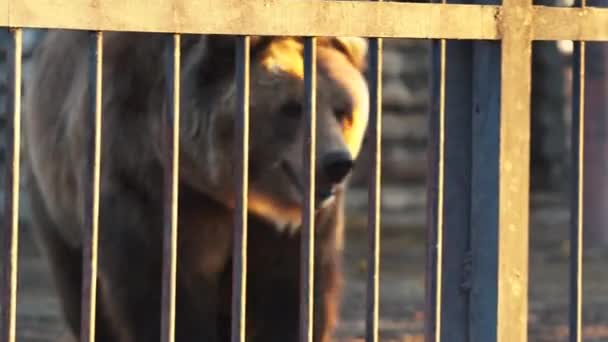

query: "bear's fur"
left=22, top=31, right=369, bottom=342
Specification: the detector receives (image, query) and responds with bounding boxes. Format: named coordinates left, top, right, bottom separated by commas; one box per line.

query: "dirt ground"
left=7, top=191, right=608, bottom=342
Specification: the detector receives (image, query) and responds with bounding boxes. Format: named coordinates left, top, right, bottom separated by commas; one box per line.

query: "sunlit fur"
left=247, top=37, right=369, bottom=230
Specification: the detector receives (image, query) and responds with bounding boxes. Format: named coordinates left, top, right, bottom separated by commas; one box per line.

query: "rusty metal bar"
left=365, top=35, right=382, bottom=342
left=300, top=36, right=316, bottom=342
left=569, top=2, right=586, bottom=341
left=0, top=27, right=21, bottom=342
left=160, top=33, right=180, bottom=342
left=80, top=30, right=103, bottom=342
left=231, top=35, right=250, bottom=342
left=497, top=0, right=533, bottom=341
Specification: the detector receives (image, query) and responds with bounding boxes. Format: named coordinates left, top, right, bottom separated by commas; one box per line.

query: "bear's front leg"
left=97, top=184, right=223, bottom=342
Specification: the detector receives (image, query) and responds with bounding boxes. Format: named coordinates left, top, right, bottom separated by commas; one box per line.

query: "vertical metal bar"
left=365, top=36, right=382, bottom=342
left=569, top=2, right=586, bottom=341
left=428, top=0, right=503, bottom=340
left=426, top=2, right=450, bottom=340
left=300, top=36, right=316, bottom=342
left=497, top=0, right=533, bottom=341
left=231, top=35, right=250, bottom=342
left=80, top=30, right=103, bottom=342
left=425, top=4, right=484, bottom=342
left=428, top=41, right=477, bottom=342
left=161, top=33, right=180, bottom=342
left=433, top=35, right=447, bottom=342
left=426, top=29, right=439, bottom=342
left=1, top=27, right=22, bottom=342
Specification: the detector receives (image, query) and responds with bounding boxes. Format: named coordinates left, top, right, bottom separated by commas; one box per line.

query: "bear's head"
left=178, top=36, right=369, bottom=231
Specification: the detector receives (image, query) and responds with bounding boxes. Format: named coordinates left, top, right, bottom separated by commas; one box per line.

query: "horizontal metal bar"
left=4, top=1, right=608, bottom=41
left=1, top=0, right=500, bottom=39
left=533, top=6, right=608, bottom=41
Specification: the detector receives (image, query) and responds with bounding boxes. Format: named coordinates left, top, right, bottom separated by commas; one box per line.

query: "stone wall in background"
left=348, top=37, right=570, bottom=227
left=0, top=30, right=569, bottom=230
left=347, top=38, right=431, bottom=227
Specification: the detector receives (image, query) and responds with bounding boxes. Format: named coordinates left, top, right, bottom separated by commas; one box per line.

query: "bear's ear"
left=333, top=37, right=368, bottom=71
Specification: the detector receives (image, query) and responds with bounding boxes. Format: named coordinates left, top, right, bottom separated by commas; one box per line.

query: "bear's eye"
left=334, top=105, right=351, bottom=120
left=279, top=100, right=303, bottom=119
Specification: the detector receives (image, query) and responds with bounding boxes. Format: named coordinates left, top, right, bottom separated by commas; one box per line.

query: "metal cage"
left=2, top=0, right=608, bottom=341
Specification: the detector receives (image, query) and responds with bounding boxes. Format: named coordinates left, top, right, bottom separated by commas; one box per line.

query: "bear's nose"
left=321, top=150, right=354, bottom=185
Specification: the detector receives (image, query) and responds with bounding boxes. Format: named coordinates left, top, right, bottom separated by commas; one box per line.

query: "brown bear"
left=22, top=31, right=369, bottom=342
